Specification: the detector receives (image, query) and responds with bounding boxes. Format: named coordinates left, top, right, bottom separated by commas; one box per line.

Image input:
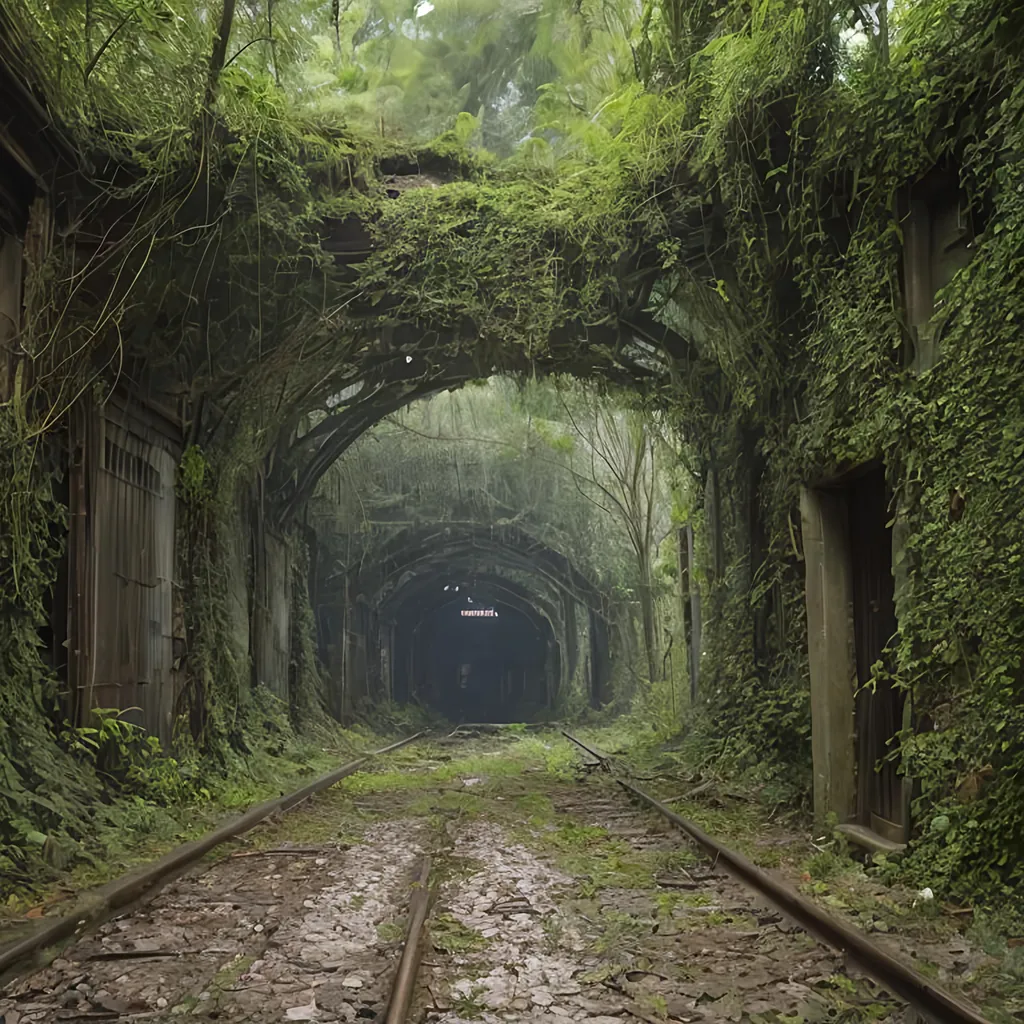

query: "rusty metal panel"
left=86, top=407, right=177, bottom=745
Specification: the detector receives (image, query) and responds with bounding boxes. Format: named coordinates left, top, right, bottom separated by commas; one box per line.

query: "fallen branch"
left=679, top=779, right=714, bottom=800
left=655, top=876, right=700, bottom=890
left=88, top=949, right=200, bottom=961
left=229, top=847, right=324, bottom=858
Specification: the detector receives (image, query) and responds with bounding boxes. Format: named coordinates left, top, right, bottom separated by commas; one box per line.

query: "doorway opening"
left=802, top=461, right=909, bottom=849
left=394, top=596, right=553, bottom=722
left=845, top=465, right=905, bottom=842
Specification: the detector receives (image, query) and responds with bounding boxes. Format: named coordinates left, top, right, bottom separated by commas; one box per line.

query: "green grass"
left=449, top=986, right=488, bottom=1019
left=655, top=890, right=712, bottom=913
left=587, top=907, right=651, bottom=955
left=526, top=815, right=698, bottom=900
left=430, top=914, right=490, bottom=954
left=212, top=954, right=255, bottom=991
left=0, top=728, right=390, bottom=922
left=377, top=921, right=406, bottom=943
left=408, top=791, right=490, bottom=819
left=339, top=732, right=579, bottom=796
left=513, top=791, right=556, bottom=823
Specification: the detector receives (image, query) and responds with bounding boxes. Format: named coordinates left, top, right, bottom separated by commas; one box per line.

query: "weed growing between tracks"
left=430, top=914, right=491, bottom=955
left=380, top=728, right=1018, bottom=1021
left=289, top=729, right=897, bottom=1020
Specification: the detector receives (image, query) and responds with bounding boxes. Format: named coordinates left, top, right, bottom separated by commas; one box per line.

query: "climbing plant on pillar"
left=288, top=531, right=330, bottom=730
left=760, top=1, right=1024, bottom=895
left=884, top=161, right=1024, bottom=899
left=176, top=443, right=249, bottom=754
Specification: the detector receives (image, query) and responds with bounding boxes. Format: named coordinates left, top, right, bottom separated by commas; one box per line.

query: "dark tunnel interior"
left=392, top=582, right=556, bottom=722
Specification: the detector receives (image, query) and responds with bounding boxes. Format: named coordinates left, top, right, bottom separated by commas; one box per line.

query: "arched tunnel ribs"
left=314, top=524, right=614, bottom=722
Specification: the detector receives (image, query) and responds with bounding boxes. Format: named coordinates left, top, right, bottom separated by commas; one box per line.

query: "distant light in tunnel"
left=406, top=355, right=413, bottom=363
left=462, top=608, right=497, bottom=617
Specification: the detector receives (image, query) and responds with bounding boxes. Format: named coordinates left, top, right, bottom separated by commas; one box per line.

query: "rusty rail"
left=562, top=731, right=992, bottom=1024
left=448, top=722, right=562, bottom=736
left=0, top=732, right=425, bottom=981
left=384, top=856, right=433, bottom=1024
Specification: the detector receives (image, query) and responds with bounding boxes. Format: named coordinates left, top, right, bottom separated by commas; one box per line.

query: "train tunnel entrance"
left=392, top=587, right=555, bottom=722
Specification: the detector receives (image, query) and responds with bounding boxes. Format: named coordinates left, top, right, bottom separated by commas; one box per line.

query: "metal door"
left=90, top=417, right=176, bottom=743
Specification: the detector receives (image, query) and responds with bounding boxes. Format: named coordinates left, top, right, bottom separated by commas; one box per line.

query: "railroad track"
left=560, top=731, right=993, bottom=1024
left=0, top=734, right=426, bottom=982
left=0, top=728, right=995, bottom=1024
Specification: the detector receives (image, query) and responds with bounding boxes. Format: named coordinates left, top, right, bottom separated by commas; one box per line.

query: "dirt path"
left=0, top=732, right=1004, bottom=1023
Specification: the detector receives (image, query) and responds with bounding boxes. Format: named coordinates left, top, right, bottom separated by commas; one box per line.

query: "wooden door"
left=847, top=467, right=905, bottom=839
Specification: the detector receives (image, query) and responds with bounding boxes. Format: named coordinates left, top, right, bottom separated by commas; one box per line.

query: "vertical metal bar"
left=69, top=407, right=88, bottom=726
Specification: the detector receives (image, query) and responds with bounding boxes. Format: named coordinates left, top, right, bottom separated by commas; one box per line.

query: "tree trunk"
left=685, top=523, right=701, bottom=702
left=204, top=0, right=237, bottom=116
left=677, top=524, right=698, bottom=705
left=638, top=563, right=660, bottom=683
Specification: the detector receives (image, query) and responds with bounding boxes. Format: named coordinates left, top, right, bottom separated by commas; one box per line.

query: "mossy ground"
left=595, top=729, right=1024, bottom=1024
left=342, top=725, right=1021, bottom=1024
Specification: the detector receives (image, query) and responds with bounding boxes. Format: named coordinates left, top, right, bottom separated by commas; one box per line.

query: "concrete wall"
left=903, top=189, right=973, bottom=374
left=800, top=486, right=858, bottom=825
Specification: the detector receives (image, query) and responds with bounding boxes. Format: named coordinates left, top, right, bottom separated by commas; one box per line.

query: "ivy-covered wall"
left=668, top=2, right=1024, bottom=901
left=0, top=404, right=96, bottom=882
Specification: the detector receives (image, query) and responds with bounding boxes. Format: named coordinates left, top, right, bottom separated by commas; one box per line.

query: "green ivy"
left=675, top=0, right=1024, bottom=900
left=0, top=405, right=104, bottom=885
